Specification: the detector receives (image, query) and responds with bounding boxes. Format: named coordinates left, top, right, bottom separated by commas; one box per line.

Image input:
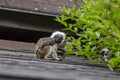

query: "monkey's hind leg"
left=44, top=46, right=52, bottom=59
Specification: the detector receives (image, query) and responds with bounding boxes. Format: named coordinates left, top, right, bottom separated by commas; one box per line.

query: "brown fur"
left=35, top=37, right=55, bottom=59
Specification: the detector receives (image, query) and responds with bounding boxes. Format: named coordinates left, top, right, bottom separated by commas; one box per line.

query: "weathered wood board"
left=0, top=49, right=119, bottom=80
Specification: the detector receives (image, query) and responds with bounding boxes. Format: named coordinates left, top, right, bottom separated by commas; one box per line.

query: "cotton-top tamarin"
left=35, top=31, right=66, bottom=60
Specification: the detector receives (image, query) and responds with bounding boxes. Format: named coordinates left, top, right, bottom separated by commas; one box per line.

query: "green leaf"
left=95, top=31, right=100, bottom=38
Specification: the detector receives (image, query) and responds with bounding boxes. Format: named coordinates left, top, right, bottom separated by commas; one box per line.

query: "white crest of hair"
left=50, top=31, right=65, bottom=39
left=50, top=31, right=65, bottom=44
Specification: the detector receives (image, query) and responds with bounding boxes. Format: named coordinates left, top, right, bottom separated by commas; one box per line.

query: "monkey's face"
left=50, top=31, right=65, bottom=44
left=54, top=35, right=64, bottom=44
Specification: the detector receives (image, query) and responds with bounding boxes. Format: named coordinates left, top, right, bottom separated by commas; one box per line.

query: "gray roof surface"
left=0, top=49, right=119, bottom=80
left=0, top=0, right=82, bottom=15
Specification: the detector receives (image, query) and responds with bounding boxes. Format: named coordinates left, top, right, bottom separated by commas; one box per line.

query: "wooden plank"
left=0, top=50, right=119, bottom=80
left=0, top=49, right=106, bottom=67
left=0, top=58, right=119, bottom=80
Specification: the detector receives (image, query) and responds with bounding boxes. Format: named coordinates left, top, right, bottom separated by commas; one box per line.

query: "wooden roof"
left=0, top=0, right=82, bottom=15
left=0, top=49, right=119, bottom=80
left=0, top=39, right=119, bottom=80
left=0, top=0, right=120, bottom=80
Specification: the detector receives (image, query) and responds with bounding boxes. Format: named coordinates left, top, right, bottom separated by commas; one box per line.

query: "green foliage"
left=55, top=0, right=120, bottom=71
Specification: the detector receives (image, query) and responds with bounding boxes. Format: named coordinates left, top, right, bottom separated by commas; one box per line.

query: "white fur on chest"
left=52, top=44, right=58, bottom=51
left=50, top=44, right=59, bottom=60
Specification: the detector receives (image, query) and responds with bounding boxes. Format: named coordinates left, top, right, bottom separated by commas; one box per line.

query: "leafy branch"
left=55, top=0, right=120, bottom=71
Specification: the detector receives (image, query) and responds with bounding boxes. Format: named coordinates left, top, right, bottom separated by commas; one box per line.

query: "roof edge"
left=0, top=6, right=61, bottom=17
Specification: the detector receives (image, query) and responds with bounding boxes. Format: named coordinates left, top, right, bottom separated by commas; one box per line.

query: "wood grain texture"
left=0, top=49, right=119, bottom=80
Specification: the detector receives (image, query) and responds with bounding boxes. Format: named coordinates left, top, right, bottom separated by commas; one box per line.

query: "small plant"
left=55, top=0, right=120, bottom=71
